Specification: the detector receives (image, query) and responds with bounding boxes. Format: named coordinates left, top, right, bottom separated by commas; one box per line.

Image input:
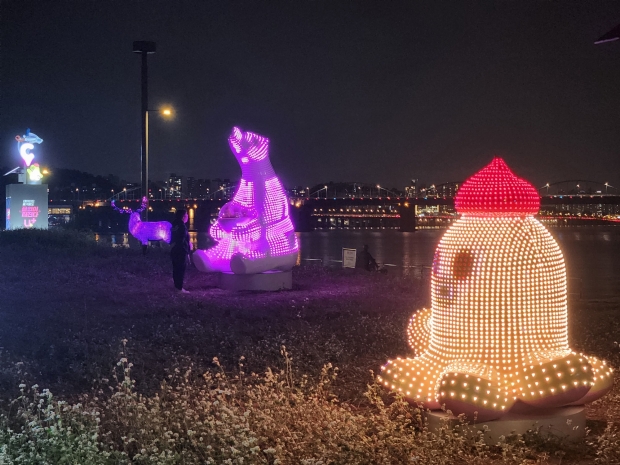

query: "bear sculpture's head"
left=228, top=127, right=270, bottom=166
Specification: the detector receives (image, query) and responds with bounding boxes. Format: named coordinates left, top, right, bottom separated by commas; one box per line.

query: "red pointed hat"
left=454, top=157, right=540, bottom=216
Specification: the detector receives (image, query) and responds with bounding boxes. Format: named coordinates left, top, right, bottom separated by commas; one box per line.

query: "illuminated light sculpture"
left=112, top=197, right=172, bottom=246
left=5, top=128, right=48, bottom=230
left=16, top=129, right=43, bottom=167
left=193, top=127, right=299, bottom=274
left=378, top=157, right=613, bottom=421
left=27, top=163, right=43, bottom=184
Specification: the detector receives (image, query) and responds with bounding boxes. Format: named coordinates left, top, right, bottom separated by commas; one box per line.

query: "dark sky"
left=1, top=0, right=620, bottom=190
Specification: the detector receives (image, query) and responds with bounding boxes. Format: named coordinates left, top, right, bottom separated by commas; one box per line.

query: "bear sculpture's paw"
left=230, top=251, right=298, bottom=275
left=193, top=248, right=231, bottom=273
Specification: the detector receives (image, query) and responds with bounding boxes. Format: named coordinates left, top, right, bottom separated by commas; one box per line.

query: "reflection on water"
left=94, top=233, right=130, bottom=248
left=95, top=226, right=620, bottom=299
left=297, top=227, right=620, bottom=300
left=297, top=230, right=439, bottom=270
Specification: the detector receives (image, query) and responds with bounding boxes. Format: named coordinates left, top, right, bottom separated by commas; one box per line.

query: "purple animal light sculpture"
left=112, top=197, right=172, bottom=246
left=193, top=127, right=299, bottom=274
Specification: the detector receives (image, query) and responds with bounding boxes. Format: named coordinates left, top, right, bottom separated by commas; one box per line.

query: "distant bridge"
left=65, top=177, right=620, bottom=232
left=538, top=180, right=616, bottom=196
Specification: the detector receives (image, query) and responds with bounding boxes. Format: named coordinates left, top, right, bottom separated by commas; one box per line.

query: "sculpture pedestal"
left=427, top=406, right=586, bottom=443
left=218, top=270, right=292, bottom=291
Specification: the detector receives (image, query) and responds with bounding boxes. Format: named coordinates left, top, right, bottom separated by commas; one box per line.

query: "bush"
left=0, top=345, right=586, bottom=465
left=0, top=385, right=107, bottom=464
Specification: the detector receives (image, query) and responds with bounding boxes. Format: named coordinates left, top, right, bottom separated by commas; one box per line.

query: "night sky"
left=1, top=0, right=620, bottom=190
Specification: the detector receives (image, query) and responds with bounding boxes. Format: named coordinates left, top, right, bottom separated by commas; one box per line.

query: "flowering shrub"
left=3, top=345, right=614, bottom=464
left=0, top=385, right=107, bottom=464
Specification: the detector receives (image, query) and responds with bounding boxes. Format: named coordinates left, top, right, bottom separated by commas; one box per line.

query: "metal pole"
left=141, top=51, right=149, bottom=221
left=145, top=110, right=149, bottom=220
left=133, top=41, right=155, bottom=220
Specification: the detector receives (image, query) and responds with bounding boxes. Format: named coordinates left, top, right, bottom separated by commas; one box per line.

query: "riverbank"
left=0, top=229, right=618, bottom=463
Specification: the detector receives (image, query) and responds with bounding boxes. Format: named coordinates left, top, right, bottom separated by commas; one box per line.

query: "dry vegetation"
left=0, top=229, right=618, bottom=464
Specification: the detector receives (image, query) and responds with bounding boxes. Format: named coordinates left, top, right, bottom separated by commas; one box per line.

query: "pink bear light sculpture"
left=193, top=127, right=299, bottom=274
left=378, top=158, right=613, bottom=421
left=112, top=197, right=172, bottom=246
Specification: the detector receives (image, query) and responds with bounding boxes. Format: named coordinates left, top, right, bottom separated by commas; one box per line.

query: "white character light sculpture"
left=379, top=158, right=613, bottom=421
left=112, top=197, right=172, bottom=246
left=193, top=127, right=299, bottom=275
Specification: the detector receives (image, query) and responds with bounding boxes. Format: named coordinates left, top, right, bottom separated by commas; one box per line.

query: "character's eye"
left=452, top=250, right=474, bottom=280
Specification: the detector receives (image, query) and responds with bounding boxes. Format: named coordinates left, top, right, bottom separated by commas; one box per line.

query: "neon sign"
left=15, top=129, right=43, bottom=168
left=193, top=127, right=299, bottom=274
left=27, top=163, right=43, bottom=183
left=21, top=200, right=39, bottom=228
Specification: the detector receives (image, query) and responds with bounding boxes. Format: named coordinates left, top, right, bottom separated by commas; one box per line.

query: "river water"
left=96, top=226, right=620, bottom=300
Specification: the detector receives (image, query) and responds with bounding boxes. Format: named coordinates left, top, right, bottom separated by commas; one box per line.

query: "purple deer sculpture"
left=112, top=197, right=172, bottom=246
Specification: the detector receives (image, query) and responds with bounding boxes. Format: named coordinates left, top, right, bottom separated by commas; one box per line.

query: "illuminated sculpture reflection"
left=112, top=197, right=172, bottom=246
left=379, top=158, right=613, bottom=421
left=193, top=127, right=299, bottom=274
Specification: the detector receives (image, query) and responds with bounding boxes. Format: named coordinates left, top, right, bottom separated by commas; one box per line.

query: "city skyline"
left=1, top=2, right=620, bottom=189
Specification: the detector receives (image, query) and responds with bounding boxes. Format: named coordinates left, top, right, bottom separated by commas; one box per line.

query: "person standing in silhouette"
left=356, top=244, right=378, bottom=271
left=171, top=209, right=192, bottom=293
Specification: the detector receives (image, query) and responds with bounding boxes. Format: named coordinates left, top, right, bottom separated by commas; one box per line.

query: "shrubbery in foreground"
left=1, top=346, right=619, bottom=465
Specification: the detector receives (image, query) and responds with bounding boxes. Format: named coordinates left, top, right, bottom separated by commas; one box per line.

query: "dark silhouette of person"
left=170, top=209, right=192, bottom=292
left=356, top=244, right=378, bottom=271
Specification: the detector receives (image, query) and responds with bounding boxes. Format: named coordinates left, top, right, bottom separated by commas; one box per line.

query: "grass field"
left=0, top=229, right=618, bottom=464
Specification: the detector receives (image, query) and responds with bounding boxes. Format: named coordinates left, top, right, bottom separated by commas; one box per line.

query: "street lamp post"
left=133, top=40, right=156, bottom=220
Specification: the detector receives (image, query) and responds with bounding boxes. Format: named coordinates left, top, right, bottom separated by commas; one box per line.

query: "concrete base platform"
left=218, top=270, right=292, bottom=291
left=427, top=406, right=586, bottom=443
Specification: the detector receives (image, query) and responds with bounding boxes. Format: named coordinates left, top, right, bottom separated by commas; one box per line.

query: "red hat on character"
left=454, top=157, right=540, bottom=217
